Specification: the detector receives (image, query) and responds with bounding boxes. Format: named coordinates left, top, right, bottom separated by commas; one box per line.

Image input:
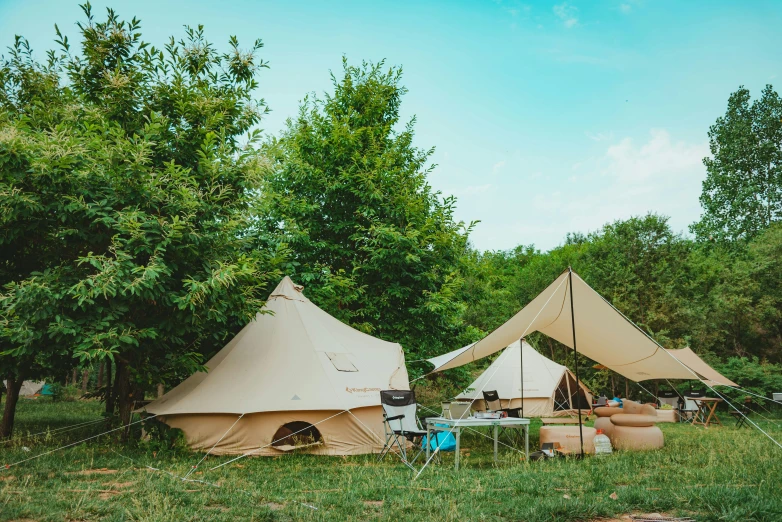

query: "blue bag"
left=421, top=425, right=456, bottom=452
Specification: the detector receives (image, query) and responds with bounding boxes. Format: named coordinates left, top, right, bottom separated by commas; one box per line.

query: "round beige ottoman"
left=611, top=425, right=664, bottom=450
left=539, top=426, right=596, bottom=454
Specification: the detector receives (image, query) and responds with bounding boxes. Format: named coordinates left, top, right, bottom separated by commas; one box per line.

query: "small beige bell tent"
left=144, top=276, right=410, bottom=456
left=453, top=340, right=592, bottom=417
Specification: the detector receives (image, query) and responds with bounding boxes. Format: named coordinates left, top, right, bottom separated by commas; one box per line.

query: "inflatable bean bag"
left=594, top=406, right=624, bottom=417
left=539, top=426, right=596, bottom=454
left=612, top=425, right=664, bottom=450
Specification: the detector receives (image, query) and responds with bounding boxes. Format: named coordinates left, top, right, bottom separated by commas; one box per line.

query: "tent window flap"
left=326, top=352, right=358, bottom=372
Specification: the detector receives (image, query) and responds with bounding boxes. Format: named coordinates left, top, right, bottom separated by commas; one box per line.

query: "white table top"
left=425, top=416, right=530, bottom=427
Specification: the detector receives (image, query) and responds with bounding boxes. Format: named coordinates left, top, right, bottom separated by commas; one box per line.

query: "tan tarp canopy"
left=666, top=347, right=738, bottom=387
left=454, top=340, right=593, bottom=417
left=428, top=270, right=700, bottom=382
left=144, top=276, right=410, bottom=455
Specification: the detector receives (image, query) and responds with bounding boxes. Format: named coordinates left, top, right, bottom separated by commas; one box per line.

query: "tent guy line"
left=1, top=414, right=159, bottom=470
left=108, top=448, right=319, bottom=511
left=208, top=410, right=350, bottom=472
left=656, top=347, right=782, bottom=449
left=413, top=274, right=569, bottom=480
left=0, top=416, right=108, bottom=444
left=182, top=413, right=245, bottom=479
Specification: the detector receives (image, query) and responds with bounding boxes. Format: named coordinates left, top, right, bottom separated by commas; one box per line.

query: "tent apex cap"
left=269, top=276, right=309, bottom=302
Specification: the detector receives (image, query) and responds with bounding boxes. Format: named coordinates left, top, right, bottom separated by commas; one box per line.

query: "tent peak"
left=269, top=276, right=309, bottom=302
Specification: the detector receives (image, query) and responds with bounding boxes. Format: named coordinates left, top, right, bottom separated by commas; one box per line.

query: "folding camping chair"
left=378, top=390, right=427, bottom=470
left=729, top=397, right=752, bottom=428
left=483, top=390, right=523, bottom=446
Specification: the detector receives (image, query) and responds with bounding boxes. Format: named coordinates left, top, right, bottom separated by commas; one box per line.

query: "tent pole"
left=520, top=339, right=524, bottom=418
left=568, top=267, right=585, bottom=457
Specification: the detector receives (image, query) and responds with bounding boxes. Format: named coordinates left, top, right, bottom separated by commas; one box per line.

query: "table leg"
left=524, top=425, right=529, bottom=460
left=705, top=403, right=721, bottom=427
left=493, top=425, right=498, bottom=462
left=455, top=428, right=461, bottom=471
left=426, top=423, right=431, bottom=461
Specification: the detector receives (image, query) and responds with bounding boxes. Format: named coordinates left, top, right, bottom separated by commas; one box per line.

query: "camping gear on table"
left=455, top=340, right=593, bottom=418
left=142, top=276, right=410, bottom=456
left=442, top=401, right=472, bottom=420
left=424, top=416, right=530, bottom=469
left=593, top=429, right=612, bottom=455
left=378, top=390, right=428, bottom=469
left=474, top=411, right=504, bottom=419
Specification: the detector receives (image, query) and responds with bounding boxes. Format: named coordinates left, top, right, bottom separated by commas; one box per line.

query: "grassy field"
left=1, top=398, right=781, bottom=522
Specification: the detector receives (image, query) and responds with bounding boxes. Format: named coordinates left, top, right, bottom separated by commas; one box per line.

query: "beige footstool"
left=539, top=425, right=596, bottom=454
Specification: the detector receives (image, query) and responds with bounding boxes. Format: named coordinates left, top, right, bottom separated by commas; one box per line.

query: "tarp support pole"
left=520, top=339, right=524, bottom=417
left=568, top=267, right=585, bottom=457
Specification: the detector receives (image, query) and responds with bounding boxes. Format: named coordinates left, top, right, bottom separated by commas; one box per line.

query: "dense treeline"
left=1, top=6, right=780, bottom=438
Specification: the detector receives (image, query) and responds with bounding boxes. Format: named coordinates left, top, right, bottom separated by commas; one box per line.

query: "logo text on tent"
left=345, top=387, right=381, bottom=394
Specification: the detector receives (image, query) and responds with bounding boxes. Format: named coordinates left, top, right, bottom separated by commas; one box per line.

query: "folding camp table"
left=689, top=397, right=723, bottom=428
left=424, top=416, right=530, bottom=470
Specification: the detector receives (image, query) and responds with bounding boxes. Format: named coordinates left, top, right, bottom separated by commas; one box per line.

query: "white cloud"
left=603, top=128, right=706, bottom=184
left=585, top=131, right=614, bottom=142
left=493, top=160, right=506, bottom=174
left=620, top=3, right=632, bottom=13
left=470, top=129, right=708, bottom=252
left=553, top=3, right=579, bottom=28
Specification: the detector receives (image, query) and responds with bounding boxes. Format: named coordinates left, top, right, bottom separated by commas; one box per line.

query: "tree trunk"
left=611, top=373, right=616, bottom=397
left=97, top=361, right=104, bottom=389
left=625, top=377, right=630, bottom=400
left=1, top=374, right=24, bottom=439
left=105, top=359, right=116, bottom=417
left=71, top=368, right=78, bottom=387
left=81, top=369, right=90, bottom=393
left=157, top=383, right=164, bottom=398
left=116, top=361, right=132, bottom=441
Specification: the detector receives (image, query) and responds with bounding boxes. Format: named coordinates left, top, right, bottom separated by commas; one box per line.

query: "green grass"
left=2, top=398, right=782, bottom=521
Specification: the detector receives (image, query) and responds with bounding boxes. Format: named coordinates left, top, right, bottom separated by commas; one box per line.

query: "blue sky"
left=1, top=1, right=780, bottom=251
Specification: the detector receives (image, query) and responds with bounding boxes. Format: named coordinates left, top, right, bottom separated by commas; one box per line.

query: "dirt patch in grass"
left=264, top=502, right=285, bottom=511
left=363, top=500, right=384, bottom=507
left=66, top=468, right=118, bottom=476
left=109, top=481, right=135, bottom=488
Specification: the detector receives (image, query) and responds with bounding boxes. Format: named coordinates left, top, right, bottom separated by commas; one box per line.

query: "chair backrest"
left=482, top=390, right=502, bottom=411
left=380, top=390, right=419, bottom=433
left=596, top=396, right=608, bottom=407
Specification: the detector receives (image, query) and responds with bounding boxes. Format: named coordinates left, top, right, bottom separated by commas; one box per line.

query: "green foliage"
left=714, top=357, right=782, bottom=402
left=255, top=59, right=477, bottom=364
left=0, top=4, right=285, bottom=419
left=693, top=84, right=782, bottom=243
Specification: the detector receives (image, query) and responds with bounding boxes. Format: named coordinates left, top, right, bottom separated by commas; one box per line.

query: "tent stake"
left=568, top=267, right=585, bottom=457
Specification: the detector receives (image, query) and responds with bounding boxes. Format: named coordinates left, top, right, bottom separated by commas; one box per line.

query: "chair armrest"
left=385, top=414, right=405, bottom=421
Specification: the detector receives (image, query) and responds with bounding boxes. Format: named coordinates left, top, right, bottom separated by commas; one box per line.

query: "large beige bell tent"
left=144, top=276, right=410, bottom=456
left=451, top=340, right=593, bottom=417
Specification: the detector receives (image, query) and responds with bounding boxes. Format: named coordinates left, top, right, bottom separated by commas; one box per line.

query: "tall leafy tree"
left=693, top=85, right=782, bottom=243
left=255, top=60, right=475, bottom=363
left=0, top=4, right=285, bottom=435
